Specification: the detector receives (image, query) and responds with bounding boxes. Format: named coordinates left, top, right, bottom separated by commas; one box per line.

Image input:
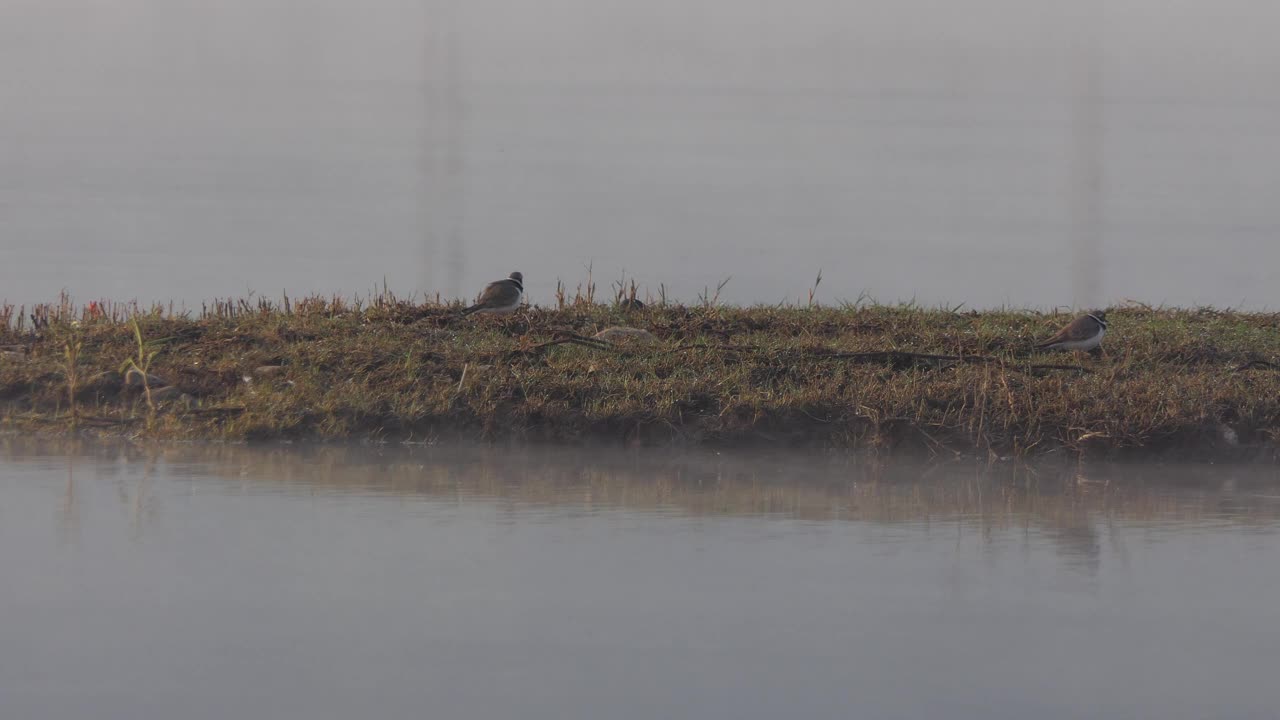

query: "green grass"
left=2, top=293, right=1279, bottom=458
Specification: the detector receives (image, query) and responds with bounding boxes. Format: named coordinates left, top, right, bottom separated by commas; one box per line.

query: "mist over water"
left=3, top=441, right=1280, bottom=719
left=3, top=0, right=1279, bottom=308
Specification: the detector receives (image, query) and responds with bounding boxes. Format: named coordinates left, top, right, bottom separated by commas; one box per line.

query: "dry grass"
left=3, top=291, right=1280, bottom=458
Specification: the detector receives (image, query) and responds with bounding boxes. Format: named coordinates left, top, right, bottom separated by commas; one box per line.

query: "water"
left=2, top=440, right=1279, bottom=719
left=4, top=1, right=1280, bottom=309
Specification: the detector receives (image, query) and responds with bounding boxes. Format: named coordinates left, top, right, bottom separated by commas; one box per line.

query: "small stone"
left=253, top=365, right=286, bottom=379
left=149, top=385, right=182, bottom=403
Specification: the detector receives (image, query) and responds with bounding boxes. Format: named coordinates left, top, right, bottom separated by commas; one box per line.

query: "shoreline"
left=3, top=295, right=1279, bottom=459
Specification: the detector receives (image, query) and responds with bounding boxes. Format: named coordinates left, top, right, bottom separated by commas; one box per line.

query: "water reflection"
left=57, top=453, right=79, bottom=547
left=6, top=438, right=1280, bottom=563
left=3, top=439, right=1279, bottom=720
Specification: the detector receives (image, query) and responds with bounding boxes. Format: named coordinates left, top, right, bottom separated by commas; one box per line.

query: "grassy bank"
left=2, top=294, right=1279, bottom=457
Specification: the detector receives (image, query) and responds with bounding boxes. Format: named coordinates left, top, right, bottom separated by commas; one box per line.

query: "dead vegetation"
left=2, top=292, right=1280, bottom=458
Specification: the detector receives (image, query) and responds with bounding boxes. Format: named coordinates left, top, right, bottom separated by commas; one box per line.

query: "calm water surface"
left=2, top=440, right=1279, bottom=719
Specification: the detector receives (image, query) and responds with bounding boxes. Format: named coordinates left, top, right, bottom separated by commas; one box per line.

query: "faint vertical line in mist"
left=417, top=1, right=433, bottom=297
left=1069, top=0, right=1104, bottom=309
left=422, top=0, right=465, bottom=300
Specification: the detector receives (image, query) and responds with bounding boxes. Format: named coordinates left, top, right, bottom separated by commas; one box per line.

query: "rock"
left=252, top=365, right=286, bottom=379
left=1217, top=422, right=1240, bottom=447
left=0, top=344, right=27, bottom=361
left=149, top=385, right=183, bottom=403
left=592, top=326, right=659, bottom=344
left=77, top=371, right=124, bottom=401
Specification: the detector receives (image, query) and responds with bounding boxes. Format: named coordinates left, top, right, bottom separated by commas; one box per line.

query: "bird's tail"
left=460, top=304, right=483, bottom=316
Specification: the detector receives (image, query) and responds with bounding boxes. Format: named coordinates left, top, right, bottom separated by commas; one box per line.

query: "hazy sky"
left=7, top=0, right=1277, bottom=95
left=3, top=0, right=1279, bottom=307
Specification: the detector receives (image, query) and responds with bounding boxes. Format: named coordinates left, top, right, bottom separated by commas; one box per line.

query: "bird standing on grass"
left=462, top=271, right=524, bottom=316
left=1036, top=310, right=1107, bottom=352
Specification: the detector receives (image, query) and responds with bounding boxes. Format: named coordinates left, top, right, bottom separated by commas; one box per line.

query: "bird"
left=462, top=272, right=524, bottom=316
left=1036, top=310, right=1107, bottom=352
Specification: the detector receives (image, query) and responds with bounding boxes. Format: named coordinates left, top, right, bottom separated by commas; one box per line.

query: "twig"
left=915, top=425, right=960, bottom=457
left=186, top=406, right=248, bottom=416
left=818, top=351, right=1090, bottom=373
left=665, top=345, right=1088, bottom=372
left=514, top=333, right=614, bottom=357
left=455, top=363, right=469, bottom=395
left=74, top=415, right=138, bottom=427
left=824, top=351, right=963, bottom=362
left=672, top=343, right=760, bottom=353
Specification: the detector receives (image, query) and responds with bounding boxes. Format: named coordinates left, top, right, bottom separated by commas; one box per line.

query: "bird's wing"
left=1037, top=327, right=1070, bottom=347
left=1039, top=316, right=1093, bottom=346
left=476, top=279, right=520, bottom=307
left=1060, top=316, right=1098, bottom=341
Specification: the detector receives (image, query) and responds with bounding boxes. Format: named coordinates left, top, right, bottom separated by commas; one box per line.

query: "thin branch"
left=816, top=351, right=1090, bottom=373
left=513, top=333, right=614, bottom=357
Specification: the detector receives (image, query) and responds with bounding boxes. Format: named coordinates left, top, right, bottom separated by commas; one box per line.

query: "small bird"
left=1036, top=310, right=1107, bottom=352
left=462, top=271, right=524, bottom=316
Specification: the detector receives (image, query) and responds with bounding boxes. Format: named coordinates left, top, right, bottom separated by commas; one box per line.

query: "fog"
left=3, top=0, right=1279, bottom=307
